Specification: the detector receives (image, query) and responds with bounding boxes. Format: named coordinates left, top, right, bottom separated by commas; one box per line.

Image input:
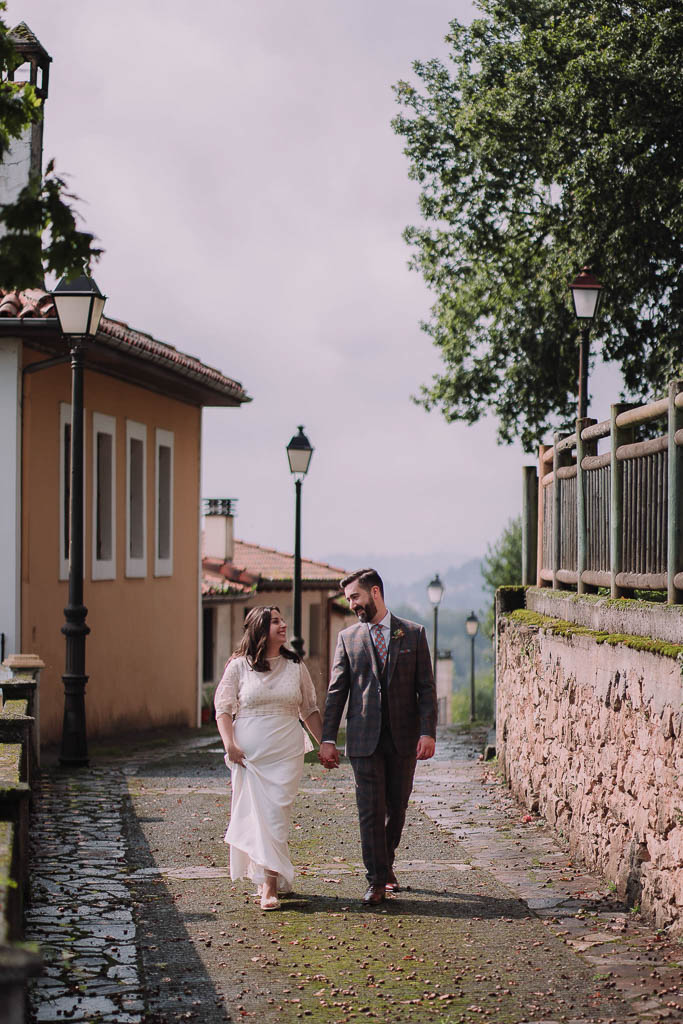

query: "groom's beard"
left=354, top=597, right=377, bottom=623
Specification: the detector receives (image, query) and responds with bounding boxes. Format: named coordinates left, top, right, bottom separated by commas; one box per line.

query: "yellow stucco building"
left=0, top=289, right=249, bottom=746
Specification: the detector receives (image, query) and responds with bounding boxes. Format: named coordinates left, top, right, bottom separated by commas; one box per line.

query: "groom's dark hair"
left=340, top=568, right=384, bottom=597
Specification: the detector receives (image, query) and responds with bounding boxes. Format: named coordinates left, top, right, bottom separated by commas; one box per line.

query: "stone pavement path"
left=25, top=726, right=683, bottom=1024
left=25, top=769, right=144, bottom=1022
left=414, top=730, right=683, bottom=1023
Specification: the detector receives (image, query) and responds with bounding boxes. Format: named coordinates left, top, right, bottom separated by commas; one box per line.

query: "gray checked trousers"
left=349, top=724, right=417, bottom=886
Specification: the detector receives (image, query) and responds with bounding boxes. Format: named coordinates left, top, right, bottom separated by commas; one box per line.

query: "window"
left=309, top=603, right=321, bottom=657
left=92, top=412, right=116, bottom=580
left=154, top=428, right=174, bottom=576
left=59, top=403, right=72, bottom=581
left=59, top=402, right=85, bottom=581
left=202, top=607, right=215, bottom=682
left=125, top=421, right=147, bottom=577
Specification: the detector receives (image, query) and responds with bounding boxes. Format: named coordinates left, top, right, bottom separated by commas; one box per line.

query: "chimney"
left=0, top=24, right=52, bottom=208
left=203, top=498, right=236, bottom=562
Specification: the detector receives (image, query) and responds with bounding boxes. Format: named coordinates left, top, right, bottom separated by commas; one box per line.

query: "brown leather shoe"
left=362, top=885, right=386, bottom=906
left=385, top=870, right=400, bottom=893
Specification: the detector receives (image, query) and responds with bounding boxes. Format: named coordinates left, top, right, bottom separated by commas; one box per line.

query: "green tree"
left=0, top=12, right=100, bottom=288
left=481, top=516, right=522, bottom=634
left=392, top=0, right=683, bottom=450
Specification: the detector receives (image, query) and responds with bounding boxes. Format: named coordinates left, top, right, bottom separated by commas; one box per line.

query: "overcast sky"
left=10, top=0, right=619, bottom=574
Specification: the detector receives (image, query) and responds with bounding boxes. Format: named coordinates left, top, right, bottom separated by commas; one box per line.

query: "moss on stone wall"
left=507, top=608, right=683, bottom=661
left=527, top=587, right=679, bottom=614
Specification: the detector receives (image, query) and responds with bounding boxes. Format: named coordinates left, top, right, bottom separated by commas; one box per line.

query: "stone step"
left=0, top=705, right=32, bottom=785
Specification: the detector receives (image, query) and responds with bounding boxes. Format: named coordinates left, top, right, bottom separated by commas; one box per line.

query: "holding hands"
left=319, top=736, right=434, bottom=767
left=318, top=741, right=339, bottom=769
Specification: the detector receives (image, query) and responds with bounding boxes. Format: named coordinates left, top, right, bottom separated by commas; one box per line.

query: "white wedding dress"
left=214, top=654, right=318, bottom=892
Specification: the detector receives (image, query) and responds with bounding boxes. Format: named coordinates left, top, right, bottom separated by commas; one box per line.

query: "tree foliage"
left=392, top=0, right=683, bottom=450
left=0, top=9, right=100, bottom=288
left=481, top=516, right=522, bottom=633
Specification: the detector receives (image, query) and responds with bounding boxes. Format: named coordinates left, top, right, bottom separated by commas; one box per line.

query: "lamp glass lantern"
left=52, top=273, right=107, bottom=337
left=569, top=266, right=603, bottom=321
left=427, top=573, right=445, bottom=607
left=465, top=610, right=480, bottom=637
left=286, top=425, right=314, bottom=477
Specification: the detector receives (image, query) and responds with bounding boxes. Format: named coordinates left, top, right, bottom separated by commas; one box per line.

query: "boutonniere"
left=392, top=628, right=405, bottom=640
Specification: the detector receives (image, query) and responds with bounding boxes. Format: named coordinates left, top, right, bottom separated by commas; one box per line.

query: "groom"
left=319, top=568, right=437, bottom=906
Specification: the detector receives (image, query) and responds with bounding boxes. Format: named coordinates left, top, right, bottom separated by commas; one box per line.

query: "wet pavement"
left=24, top=725, right=683, bottom=1023
left=25, top=769, right=144, bottom=1022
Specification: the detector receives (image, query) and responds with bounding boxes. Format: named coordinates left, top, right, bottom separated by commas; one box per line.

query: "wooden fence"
left=522, top=379, right=683, bottom=602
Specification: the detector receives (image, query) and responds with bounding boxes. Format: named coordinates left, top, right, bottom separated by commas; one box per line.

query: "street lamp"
left=569, top=266, right=603, bottom=421
left=286, top=426, right=314, bottom=658
left=52, top=272, right=106, bottom=767
left=427, top=573, right=445, bottom=681
left=465, top=610, right=479, bottom=723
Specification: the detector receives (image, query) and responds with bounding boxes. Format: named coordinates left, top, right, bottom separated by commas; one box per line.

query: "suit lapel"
left=386, top=614, right=403, bottom=685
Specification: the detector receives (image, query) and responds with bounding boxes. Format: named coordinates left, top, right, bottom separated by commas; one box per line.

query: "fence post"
left=552, top=434, right=561, bottom=588
left=537, top=445, right=551, bottom=587
left=668, top=380, right=683, bottom=603
left=576, top=417, right=596, bottom=595
left=552, top=432, right=575, bottom=588
left=610, top=404, right=633, bottom=598
left=522, top=466, right=538, bottom=586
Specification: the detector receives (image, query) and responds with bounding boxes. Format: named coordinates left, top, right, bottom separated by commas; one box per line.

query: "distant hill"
left=320, top=551, right=493, bottom=686
left=384, top=558, right=487, bottom=617
left=322, top=551, right=487, bottom=616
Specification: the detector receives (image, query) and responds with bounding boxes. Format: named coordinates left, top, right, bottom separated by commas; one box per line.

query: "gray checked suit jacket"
left=322, top=614, right=437, bottom=758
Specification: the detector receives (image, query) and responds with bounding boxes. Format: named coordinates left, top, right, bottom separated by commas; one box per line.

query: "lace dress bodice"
left=214, top=655, right=318, bottom=721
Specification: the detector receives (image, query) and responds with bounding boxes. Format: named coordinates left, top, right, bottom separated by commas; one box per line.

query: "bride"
left=214, top=606, right=324, bottom=910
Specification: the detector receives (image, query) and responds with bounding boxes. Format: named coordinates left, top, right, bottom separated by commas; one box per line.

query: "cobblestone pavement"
left=26, top=768, right=144, bottom=1022
left=25, top=726, right=683, bottom=1023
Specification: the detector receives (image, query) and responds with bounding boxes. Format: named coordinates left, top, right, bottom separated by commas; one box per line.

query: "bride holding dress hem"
left=214, top=605, right=324, bottom=911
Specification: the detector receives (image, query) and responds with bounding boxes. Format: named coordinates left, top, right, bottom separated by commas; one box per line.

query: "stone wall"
left=497, top=590, right=683, bottom=932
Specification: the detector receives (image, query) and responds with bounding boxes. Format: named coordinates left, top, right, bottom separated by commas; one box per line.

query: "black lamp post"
left=569, top=267, right=603, bottom=421
left=465, top=610, right=479, bottom=723
left=286, top=426, right=314, bottom=658
left=52, top=272, right=106, bottom=767
left=427, top=573, right=444, bottom=681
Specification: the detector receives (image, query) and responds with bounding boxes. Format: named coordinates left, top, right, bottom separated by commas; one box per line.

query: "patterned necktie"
left=372, top=624, right=388, bottom=670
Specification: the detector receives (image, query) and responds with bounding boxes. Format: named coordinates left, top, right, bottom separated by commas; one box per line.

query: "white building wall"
left=0, top=339, right=22, bottom=655
left=0, top=128, right=33, bottom=210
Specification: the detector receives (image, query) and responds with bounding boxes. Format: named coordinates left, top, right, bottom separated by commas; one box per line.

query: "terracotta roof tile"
left=0, top=291, right=21, bottom=317
left=201, top=540, right=347, bottom=597
left=202, top=559, right=255, bottom=597
left=99, top=316, right=247, bottom=402
left=0, top=287, right=249, bottom=404
left=232, top=540, right=346, bottom=583
left=0, top=288, right=54, bottom=319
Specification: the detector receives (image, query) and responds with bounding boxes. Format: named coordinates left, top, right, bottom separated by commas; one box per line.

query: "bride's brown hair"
left=233, top=606, right=300, bottom=672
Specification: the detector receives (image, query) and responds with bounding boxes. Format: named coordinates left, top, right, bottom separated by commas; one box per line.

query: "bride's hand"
left=225, top=742, right=246, bottom=766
